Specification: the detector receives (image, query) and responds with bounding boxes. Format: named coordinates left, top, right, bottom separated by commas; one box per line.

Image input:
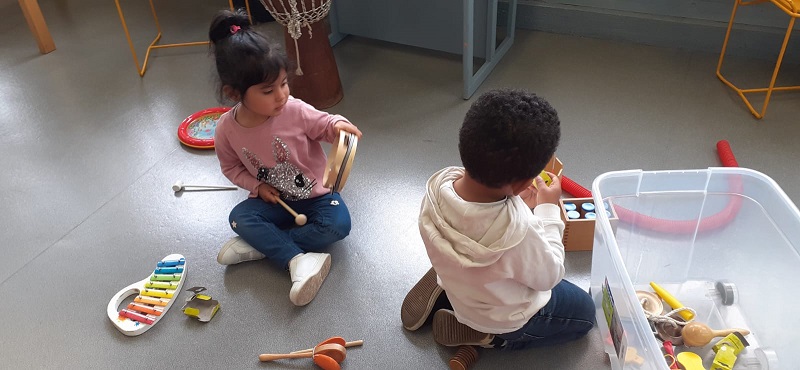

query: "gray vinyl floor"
left=2, top=0, right=799, bottom=369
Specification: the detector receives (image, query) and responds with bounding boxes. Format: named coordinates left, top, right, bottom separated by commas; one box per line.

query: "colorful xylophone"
left=106, top=254, right=187, bottom=336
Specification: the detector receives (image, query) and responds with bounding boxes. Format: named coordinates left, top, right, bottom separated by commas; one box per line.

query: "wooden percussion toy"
left=323, top=131, right=358, bottom=194
left=681, top=321, right=750, bottom=347
left=636, top=290, right=664, bottom=316
left=259, top=336, right=362, bottom=370
left=290, top=340, right=364, bottom=354
left=107, top=254, right=186, bottom=336
left=449, top=346, right=479, bottom=370
left=532, top=155, right=563, bottom=188
left=625, top=347, right=645, bottom=366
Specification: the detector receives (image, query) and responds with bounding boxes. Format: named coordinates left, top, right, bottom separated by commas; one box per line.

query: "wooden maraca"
left=259, top=337, right=351, bottom=370
left=681, top=321, right=750, bottom=347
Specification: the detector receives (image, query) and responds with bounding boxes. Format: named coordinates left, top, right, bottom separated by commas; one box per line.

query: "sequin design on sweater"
left=242, top=137, right=316, bottom=200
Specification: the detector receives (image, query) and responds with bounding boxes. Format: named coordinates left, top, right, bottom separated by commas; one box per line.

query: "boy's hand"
left=334, top=120, right=362, bottom=139
left=519, top=183, right=539, bottom=208
left=257, top=183, right=280, bottom=204
left=534, top=172, right=562, bottom=206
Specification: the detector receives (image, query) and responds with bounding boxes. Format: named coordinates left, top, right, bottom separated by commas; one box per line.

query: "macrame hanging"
left=258, top=0, right=332, bottom=76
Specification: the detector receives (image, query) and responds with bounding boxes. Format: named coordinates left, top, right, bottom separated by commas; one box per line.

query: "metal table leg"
left=463, top=0, right=517, bottom=99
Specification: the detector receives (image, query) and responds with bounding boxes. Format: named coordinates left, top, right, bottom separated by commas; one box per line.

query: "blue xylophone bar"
left=154, top=266, right=184, bottom=274
left=157, top=258, right=186, bottom=267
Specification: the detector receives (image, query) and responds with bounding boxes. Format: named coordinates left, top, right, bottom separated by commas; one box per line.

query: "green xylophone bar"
left=145, top=281, right=180, bottom=290
left=151, top=273, right=182, bottom=281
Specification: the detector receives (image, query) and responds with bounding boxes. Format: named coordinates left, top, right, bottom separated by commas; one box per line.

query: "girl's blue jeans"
left=495, top=279, right=596, bottom=350
left=228, top=192, right=351, bottom=269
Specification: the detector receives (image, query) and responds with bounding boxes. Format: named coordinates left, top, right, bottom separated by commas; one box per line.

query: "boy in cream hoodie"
left=401, top=89, right=595, bottom=350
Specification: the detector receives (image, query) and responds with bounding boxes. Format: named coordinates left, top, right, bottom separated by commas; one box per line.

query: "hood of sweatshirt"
left=419, top=167, right=530, bottom=267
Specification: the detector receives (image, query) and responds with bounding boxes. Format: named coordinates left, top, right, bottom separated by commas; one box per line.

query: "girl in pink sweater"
left=209, top=10, right=362, bottom=306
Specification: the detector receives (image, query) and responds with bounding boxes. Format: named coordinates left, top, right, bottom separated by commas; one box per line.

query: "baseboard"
left=500, top=0, right=800, bottom=60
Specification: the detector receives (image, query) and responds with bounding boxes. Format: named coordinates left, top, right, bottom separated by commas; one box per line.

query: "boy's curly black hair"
left=459, top=89, right=561, bottom=188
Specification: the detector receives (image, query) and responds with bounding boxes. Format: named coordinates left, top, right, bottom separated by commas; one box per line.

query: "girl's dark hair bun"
left=209, top=10, right=251, bottom=44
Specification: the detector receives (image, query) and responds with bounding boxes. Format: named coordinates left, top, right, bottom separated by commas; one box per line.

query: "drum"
left=260, top=0, right=343, bottom=108
left=177, top=107, right=230, bottom=149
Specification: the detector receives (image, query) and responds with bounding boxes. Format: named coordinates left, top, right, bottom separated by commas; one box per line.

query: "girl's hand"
left=257, top=183, right=280, bottom=204
left=334, top=120, right=362, bottom=139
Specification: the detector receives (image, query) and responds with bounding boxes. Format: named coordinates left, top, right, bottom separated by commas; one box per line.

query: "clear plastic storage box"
left=590, top=168, right=800, bottom=370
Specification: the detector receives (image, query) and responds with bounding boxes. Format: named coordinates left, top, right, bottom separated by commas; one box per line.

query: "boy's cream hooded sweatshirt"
left=419, top=167, right=566, bottom=334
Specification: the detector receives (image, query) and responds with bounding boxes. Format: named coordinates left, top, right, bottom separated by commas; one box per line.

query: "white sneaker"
left=216, top=236, right=266, bottom=265
left=288, top=253, right=331, bottom=306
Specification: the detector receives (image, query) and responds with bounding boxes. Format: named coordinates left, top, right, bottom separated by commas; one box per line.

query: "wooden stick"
left=183, top=185, right=238, bottom=190
left=258, top=352, right=313, bottom=361
left=290, top=340, right=364, bottom=354
left=260, top=343, right=347, bottom=362
left=276, top=198, right=308, bottom=226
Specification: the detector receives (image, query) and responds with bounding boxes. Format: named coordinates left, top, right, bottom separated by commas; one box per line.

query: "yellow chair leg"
left=115, top=0, right=147, bottom=76
left=762, top=17, right=796, bottom=117
left=115, top=0, right=244, bottom=77
left=19, top=0, right=56, bottom=54
left=717, top=0, right=800, bottom=119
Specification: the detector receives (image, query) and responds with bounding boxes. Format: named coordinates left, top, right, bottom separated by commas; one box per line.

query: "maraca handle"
left=713, top=328, right=750, bottom=337
left=258, top=352, right=313, bottom=361
left=291, top=339, right=364, bottom=354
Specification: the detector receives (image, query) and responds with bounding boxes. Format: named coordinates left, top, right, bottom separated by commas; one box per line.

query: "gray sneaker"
left=216, top=236, right=266, bottom=265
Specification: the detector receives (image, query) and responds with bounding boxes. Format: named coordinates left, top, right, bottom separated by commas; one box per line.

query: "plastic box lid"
left=590, top=168, right=800, bottom=370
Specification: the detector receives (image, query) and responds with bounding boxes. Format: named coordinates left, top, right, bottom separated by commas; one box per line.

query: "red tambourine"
left=177, top=107, right=231, bottom=149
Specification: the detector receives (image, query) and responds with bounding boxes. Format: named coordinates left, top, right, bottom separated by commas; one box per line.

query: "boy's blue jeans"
left=495, top=279, right=596, bottom=350
left=228, top=192, right=351, bottom=269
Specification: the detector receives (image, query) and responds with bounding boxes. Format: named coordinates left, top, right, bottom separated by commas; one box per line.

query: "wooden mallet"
left=275, top=198, right=307, bottom=226
left=172, top=180, right=238, bottom=192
